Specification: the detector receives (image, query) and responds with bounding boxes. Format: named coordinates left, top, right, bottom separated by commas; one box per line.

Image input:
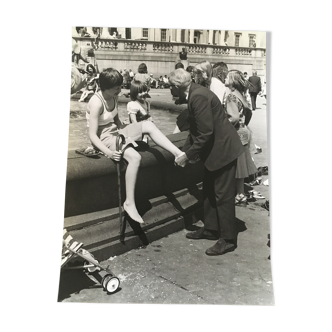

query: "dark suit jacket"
left=183, top=83, right=244, bottom=172
left=248, top=75, right=262, bottom=93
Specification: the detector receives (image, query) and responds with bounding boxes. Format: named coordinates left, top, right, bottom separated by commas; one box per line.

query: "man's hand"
left=175, top=152, right=188, bottom=167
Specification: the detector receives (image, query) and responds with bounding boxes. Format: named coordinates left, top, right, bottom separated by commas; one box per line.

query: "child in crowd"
left=87, top=68, right=184, bottom=223
left=224, top=70, right=257, bottom=206
left=127, top=80, right=152, bottom=142
left=79, top=64, right=99, bottom=102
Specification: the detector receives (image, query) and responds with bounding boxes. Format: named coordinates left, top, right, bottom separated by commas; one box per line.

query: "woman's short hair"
left=98, top=68, right=123, bottom=91
left=169, top=69, right=192, bottom=89
left=130, top=79, right=148, bottom=101
left=137, top=63, right=148, bottom=74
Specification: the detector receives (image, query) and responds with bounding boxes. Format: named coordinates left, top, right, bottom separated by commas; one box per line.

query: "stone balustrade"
left=212, top=46, right=231, bottom=55
left=73, top=36, right=265, bottom=59
left=152, top=43, right=173, bottom=52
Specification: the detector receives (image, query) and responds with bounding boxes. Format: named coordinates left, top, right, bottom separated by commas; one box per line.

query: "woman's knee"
left=124, top=148, right=141, bottom=165
left=142, top=120, right=156, bottom=133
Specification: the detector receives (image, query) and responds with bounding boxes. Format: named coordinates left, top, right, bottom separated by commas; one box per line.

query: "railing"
left=74, top=36, right=265, bottom=58
left=235, top=48, right=253, bottom=56
left=212, top=47, right=230, bottom=55
left=153, top=43, right=173, bottom=52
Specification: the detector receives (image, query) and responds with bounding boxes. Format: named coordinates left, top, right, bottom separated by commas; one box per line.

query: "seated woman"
left=87, top=68, right=184, bottom=223
left=79, top=64, right=99, bottom=102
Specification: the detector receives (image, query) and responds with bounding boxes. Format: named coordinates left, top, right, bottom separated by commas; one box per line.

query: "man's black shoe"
left=186, top=228, right=219, bottom=240
left=205, top=239, right=237, bottom=256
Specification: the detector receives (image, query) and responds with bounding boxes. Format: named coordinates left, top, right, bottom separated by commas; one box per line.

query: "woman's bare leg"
left=122, top=147, right=143, bottom=223
left=142, top=121, right=183, bottom=157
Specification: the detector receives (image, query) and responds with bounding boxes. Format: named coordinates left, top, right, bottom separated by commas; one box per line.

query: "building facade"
left=72, top=27, right=266, bottom=79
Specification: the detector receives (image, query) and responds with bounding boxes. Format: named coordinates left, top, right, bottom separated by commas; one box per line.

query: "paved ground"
left=59, top=93, right=272, bottom=305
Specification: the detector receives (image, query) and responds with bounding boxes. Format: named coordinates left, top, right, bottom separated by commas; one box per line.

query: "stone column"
left=219, top=31, right=223, bottom=45
left=100, top=27, right=110, bottom=38
left=117, top=27, right=126, bottom=39
left=72, top=27, right=79, bottom=38
left=189, top=29, right=194, bottom=44
left=131, top=28, right=141, bottom=40
left=184, top=29, right=189, bottom=43
left=166, top=29, right=170, bottom=42
left=208, top=30, right=214, bottom=45
left=176, top=29, right=181, bottom=42
left=171, top=29, right=176, bottom=42
left=155, top=28, right=161, bottom=42
left=202, top=30, right=207, bottom=44
left=149, top=28, right=155, bottom=41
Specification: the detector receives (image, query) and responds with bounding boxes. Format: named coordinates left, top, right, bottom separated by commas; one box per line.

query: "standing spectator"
left=170, top=69, right=244, bottom=256
left=134, top=63, right=151, bottom=90
left=212, top=62, right=229, bottom=106
left=248, top=71, right=261, bottom=110
left=195, top=60, right=227, bottom=106
left=129, top=69, right=134, bottom=81
left=78, top=64, right=99, bottom=102
left=243, top=72, right=252, bottom=109
left=225, top=70, right=257, bottom=206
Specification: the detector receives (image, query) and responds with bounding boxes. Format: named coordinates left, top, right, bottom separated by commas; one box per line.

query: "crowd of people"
left=71, top=42, right=265, bottom=256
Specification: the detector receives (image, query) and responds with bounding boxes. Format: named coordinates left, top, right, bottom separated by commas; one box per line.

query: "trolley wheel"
left=101, top=274, right=115, bottom=290
left=104, top=276, right=120, bottom=293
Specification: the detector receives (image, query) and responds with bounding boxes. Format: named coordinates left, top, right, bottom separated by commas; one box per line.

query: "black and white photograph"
left=58, top=26, right=272, bottom=305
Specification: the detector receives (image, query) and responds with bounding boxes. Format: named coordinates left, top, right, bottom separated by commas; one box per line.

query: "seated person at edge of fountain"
left=86, top=68, right=185, bottom=224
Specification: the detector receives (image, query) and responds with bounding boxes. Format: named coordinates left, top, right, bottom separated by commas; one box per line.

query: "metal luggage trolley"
left=61, top=229, right=120, bottom=294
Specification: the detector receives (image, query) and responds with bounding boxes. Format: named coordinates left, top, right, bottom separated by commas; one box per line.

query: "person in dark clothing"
left=248, top=71, right=262, bottom=110
left=170, top=69, right=244, bottom=256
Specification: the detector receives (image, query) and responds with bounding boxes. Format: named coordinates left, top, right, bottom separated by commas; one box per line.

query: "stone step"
left=63, top=186, right=203, bottom=261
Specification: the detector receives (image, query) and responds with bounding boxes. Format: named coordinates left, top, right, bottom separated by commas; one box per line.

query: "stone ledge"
left=64, top=132, right=204, bottom=217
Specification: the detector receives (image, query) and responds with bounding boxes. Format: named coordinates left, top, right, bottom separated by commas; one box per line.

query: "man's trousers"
left=250, top=92, right=258, bottom=110
left=203, top=159, right=237, bottom=240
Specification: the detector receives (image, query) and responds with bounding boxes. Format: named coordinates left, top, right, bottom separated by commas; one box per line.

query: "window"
left=235, top=33, right=241, bottom=47
left=249, top=34, right=256, bottom=47
left=142, top=28, right=148, bottom=38
left=194, top=30, right=201, bottom=44
left=181, top=29, right=185, bottom=42
left=126, top=28, right=131, bottom=39
left=161, top=29, right=166, bottom=42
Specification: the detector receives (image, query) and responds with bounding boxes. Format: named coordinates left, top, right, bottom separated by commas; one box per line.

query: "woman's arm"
left=127, top=102, right=138, bottom=123
left=129, top=113, right=137, bottom=123
left=88, top=98, right=121, bottom=160
left=113, top=113, right=123, bottom=128
left=226, top=94, right=240, bottom=125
